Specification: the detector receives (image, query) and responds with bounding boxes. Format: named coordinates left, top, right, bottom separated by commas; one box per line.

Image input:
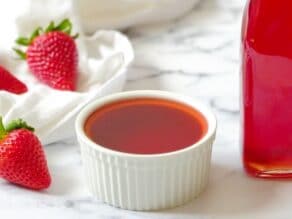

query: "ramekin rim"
left=75, top=90, right=217, bottom=159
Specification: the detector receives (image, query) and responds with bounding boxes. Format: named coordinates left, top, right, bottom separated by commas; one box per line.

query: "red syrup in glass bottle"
left=242, top=0, right=292, bottom=178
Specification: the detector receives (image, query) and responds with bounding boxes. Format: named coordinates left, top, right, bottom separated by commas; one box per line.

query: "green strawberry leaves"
left=0, top=117, right=7, bottom=139
left=14, top=18, right=78, bottom=59
left=13, top=48, right=26, bottom=60
left=15, top=37, right=30, bottom=46
left=5, top=118, right=34, bottom=132
left=0, top=116, right=34, bottom=140
left=45, top=21, right=55, bottom=33
left=55, top=19, right=72, bottom=34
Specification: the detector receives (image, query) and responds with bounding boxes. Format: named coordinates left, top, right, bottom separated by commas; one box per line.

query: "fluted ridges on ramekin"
left=80, top=137, right=213, bottom=211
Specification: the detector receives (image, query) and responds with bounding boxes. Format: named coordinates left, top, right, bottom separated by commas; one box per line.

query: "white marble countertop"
left=2, top=0, right=292, bottom=218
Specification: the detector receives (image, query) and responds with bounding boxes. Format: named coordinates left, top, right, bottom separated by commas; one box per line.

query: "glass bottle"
left=242, top=0, right=292, bottom=178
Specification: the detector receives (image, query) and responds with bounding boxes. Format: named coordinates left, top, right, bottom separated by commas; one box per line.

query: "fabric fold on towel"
left=0, top=0, right=200, bottom=33
left=73, top=0, right=201, bottom=32
left=0, top=0, right=134, bottom=145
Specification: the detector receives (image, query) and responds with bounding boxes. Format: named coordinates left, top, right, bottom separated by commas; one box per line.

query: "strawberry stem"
left=0, top=117, right=7, bottom=140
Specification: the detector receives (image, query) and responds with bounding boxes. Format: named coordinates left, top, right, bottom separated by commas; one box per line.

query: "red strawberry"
left=0, top=117, right=51, bottom=190
left=0, top=66, right=27, bottom=94
left=14, top=19, right=78, bottom=91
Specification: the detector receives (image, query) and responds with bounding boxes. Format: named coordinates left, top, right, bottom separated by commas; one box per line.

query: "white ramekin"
left=75, top=90, right=216, bottom=211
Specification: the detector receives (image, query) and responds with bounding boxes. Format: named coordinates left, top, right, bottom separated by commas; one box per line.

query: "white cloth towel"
left=73, top=0, right=201, bottom=32
left=0, top=0, right=134, bottom=145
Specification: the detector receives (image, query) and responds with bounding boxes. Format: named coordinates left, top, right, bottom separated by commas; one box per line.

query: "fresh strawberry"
left=14, top=19, right=78, bottom=91
left=0, top=117, right=51, bottom=190
left=0, top=66, right=27, bottom=94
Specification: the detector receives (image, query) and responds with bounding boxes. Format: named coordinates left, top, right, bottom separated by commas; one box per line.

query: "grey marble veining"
left=3, top=0, right=292, bottom=218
